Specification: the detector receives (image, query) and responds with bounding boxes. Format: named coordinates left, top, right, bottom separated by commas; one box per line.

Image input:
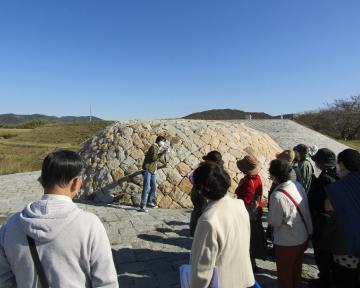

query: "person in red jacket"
left=236, top=154, right=267, bottom=272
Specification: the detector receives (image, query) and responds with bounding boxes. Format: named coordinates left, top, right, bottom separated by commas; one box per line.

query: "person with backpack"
left=0, top=150, right=118, bottom=288
left=268, top=159, right=313, bottom=288
left=293, top=144, right=315, bottom=193
left=307, top=148, right=338, bottom=288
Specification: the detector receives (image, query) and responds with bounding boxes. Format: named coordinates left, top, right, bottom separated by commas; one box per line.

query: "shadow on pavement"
left=113, top=247, right=189, bottom=288
left=156, top=227, right=190, bottom=237
left=165, top=220, right=188, bottom=226
left=137, top=233, right=192, bottom=250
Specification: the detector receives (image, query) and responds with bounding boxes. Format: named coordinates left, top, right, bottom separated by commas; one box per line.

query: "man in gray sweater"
left=0, top=150, right=119, bottom=288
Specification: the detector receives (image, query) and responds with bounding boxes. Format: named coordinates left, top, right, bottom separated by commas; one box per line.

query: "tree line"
left=295, top=95, right=360, bottom=140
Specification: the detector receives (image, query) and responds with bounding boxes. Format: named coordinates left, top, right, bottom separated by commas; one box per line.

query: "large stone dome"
left=79, top=120, right=281, bottom=208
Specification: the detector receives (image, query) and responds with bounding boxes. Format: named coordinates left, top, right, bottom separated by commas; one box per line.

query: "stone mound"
left=79, top=120, right=281, bottom=208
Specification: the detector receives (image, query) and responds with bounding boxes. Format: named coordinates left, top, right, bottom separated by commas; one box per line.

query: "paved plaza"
left=0, top=171, right=318, bottom=287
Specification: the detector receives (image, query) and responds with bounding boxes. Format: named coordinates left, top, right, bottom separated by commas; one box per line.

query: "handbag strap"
left=27, top=236, right=50, bottom=288
left=277, top=189, right=310, bottom=236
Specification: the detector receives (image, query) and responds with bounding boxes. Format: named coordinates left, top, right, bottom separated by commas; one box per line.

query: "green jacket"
left=297, top=155, right=314, bottom=193
left=142, top=143, right=166, bottom=174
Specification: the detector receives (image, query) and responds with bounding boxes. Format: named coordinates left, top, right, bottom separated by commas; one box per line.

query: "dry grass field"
left=0, top=128, right=32, bottom=139
left=0, top=121, right=112, bottom=175
left=340, top=140, right=360, bottom=151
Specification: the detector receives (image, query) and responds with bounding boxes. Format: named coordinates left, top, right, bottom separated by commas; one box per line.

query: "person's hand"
left=158, top=163, right=167, bottom=169
left=324, top=199, right=334, bottom=212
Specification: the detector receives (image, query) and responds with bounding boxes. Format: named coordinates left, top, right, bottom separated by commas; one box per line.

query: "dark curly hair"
left=193, top=162, right=231, bottom=200
left=202, top=150, right=224, bottom=166
left=269, top=159, right=292, bottom=183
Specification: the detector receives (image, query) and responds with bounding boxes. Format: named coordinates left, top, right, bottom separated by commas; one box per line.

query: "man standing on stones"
left=0, top=150, right=118, bottom=288
left=139, top=135, right=168, bottom=212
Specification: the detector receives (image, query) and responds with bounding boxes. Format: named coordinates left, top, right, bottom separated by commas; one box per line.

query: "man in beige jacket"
left=190, top=162, right=255, bottom=288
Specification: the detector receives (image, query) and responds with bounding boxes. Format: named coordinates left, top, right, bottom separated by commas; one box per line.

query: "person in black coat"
left=189, top=151, right=224, bottom=237
left=325, top=149, right=360, bottom=288
left=307, top=148, right=338, bottom=288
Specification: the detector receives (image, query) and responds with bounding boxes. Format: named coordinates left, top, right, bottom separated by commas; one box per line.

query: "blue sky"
left=0, top=0, right=359, bottom=120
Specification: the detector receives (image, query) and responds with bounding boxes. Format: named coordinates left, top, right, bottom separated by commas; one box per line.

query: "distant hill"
left=0, top=113, right=103, bottom=125
left=183, top=109, right=272, bottom=120
left=272, top=113, right=296, bottom=120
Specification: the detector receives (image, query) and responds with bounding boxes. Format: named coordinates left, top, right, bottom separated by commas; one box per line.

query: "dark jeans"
left=189, top=187, right=207, bottom=237
left=250, top=217, right=267, bottom=260
left=333, top=262, right=360, bottom=288
left=140, top=170, right=156, bottom=208
left=313, top=244, right=334, bottom=284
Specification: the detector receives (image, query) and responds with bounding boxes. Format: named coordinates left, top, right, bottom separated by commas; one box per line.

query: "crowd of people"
left=0, top=137, right=359, bottom=288
left=189, top=145, right=360, bottom=288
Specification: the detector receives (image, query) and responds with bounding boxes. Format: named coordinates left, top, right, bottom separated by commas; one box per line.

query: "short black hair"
left=269, top=159, right=292, bottom=183
left=193, top=162, right=231, bottom=200
left=155, top=136, right=166, bottom=144
left=41, top=150, right=84, bottom=190
left=337, top=149, right=360, bottom=172
left=293, top=144, right=308, bottom=159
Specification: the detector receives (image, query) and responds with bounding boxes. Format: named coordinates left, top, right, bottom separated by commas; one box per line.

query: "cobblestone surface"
left=0, top=171, right=318, bottom=287
left=240, top=120, right=350, bottom=154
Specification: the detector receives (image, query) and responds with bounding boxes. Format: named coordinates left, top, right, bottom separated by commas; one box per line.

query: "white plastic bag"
left=179, top=264, right=219, bottom=288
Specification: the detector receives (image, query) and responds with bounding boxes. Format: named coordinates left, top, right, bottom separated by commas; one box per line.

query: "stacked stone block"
left=79, top=120, right=281, bottom=208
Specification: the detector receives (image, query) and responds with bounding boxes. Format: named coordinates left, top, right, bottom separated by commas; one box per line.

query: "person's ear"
left=270, top=174, right=278, bottom=184
left=70, top=176, right=82, bottom=197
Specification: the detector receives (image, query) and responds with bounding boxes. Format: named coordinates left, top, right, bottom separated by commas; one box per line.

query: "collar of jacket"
left=41, top=194, right=73, bottom=202
left=274, top=180, right=292, bottom=191
left=205, top=194, right=231, bottom=210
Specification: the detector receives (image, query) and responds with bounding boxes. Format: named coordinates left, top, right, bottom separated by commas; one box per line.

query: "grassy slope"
left=294, top=119, right=360, bottom=152
left=0, top=121, right=112, bottom=175
left=339, top=140, right=360, bottom=151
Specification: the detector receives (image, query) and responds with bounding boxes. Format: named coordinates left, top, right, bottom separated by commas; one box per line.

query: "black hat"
left=311, top=148, right=336, bottom=167
left=202, top=151, right=223, bottom=163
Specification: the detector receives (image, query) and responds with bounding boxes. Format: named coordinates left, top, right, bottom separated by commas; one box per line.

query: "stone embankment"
left=79, top=120, right=282, bottom=208
left=240, top=120, right=349, bottom=154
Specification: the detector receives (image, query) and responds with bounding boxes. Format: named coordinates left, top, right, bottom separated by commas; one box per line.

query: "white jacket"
left=268, top=181, right=313, bottom=246
left=190, top=195, right=255, bottom=288
left=0, top=194, right=118, bottom=288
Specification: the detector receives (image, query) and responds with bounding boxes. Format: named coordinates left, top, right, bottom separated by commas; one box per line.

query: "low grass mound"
left=16, top=119, right=50, bottom=129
